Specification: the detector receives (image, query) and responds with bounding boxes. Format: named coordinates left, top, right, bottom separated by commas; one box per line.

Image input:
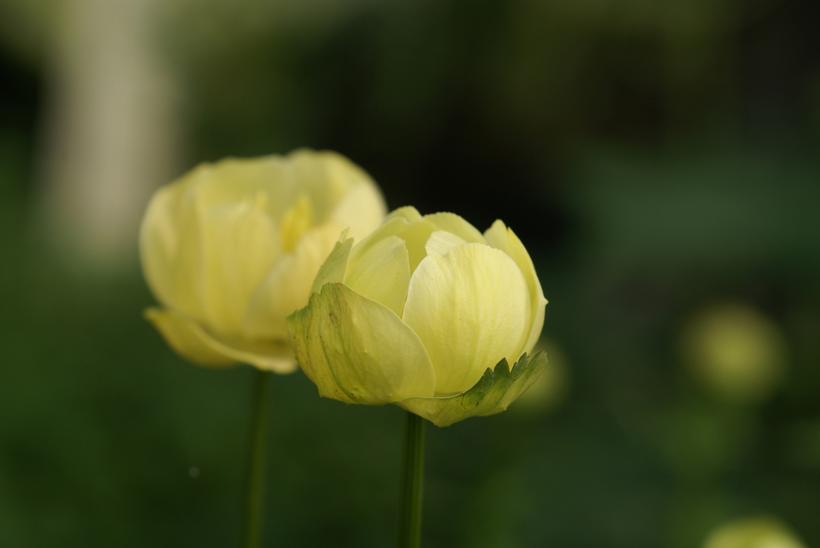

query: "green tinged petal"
left=145, top=308, right=297, bottom=373
left=288, top=283, right=436, bottom=404
left=402, top=243, right=531, bottom=394
left=400, top=352, right=548, bottom=427
left=311, top=236, right=353, bottom=294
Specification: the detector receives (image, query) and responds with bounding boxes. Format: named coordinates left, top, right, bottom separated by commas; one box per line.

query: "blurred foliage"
left=2, top=0, right=820, bottom=547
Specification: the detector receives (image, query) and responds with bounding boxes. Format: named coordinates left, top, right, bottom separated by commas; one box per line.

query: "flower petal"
left=184, top=157, right=296, bottom=215
left=139, top=182, right=203, bottom=320
left=402, top=243, right=531, bottom=394
left=197, top=197, right=280, bottom=335
left=311, top=236, right=353, bottom=293
left=386, top=206, right=423, bottom=223
left=244, top=224, right=342, bottom=340
left=344, top=236, right=411, bottom=316
left=424, top=230, right=465, bottom=256
left=484, top=220, right=547, bottom=354
left=189, top=150, right=381, bottom=223
left=400, top=352, right=547, bottom=427
left=278, top=194, right=314, bottom=251
left=330, top=181, right=387, bottom=241
left=290, top=150, right=384, bottom=224
left=146, top=308, right=297, bottom=373
left=287, top=283, right=436, bottom=404
left=348, top=211, right=435, bottom=272
left=423, top=212, right=486, bottom=243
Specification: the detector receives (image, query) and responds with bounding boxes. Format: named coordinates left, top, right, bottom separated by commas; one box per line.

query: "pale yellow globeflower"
left=287, top=207, right=548, bottom=426
left=140, top=149, right=386, bottom=373
left=704, top=516, right=805, bottom=548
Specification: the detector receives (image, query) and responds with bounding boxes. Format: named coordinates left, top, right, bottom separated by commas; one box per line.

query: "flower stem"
left=243, top=369, right=271, bottom=548
left=399, top=411, right=426, bottom=548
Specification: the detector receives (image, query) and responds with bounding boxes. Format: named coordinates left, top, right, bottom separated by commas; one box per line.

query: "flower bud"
left=288, top=206, right=548, bottom=426
left=140, top=150, right=386, bottom=372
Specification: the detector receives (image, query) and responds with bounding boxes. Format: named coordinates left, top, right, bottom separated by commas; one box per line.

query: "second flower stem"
left=244, top=369, right=271, bottom=548
left=399, top=411, right=426, bottom=548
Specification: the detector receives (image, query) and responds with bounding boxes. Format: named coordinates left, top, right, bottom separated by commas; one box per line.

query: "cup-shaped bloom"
left=140, top=150, right=386, bottom=372
left=288, top=207, right=548, bottom=426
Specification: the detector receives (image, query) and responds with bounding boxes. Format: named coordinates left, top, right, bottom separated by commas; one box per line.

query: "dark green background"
left=2, top=1, right=820, bottom=546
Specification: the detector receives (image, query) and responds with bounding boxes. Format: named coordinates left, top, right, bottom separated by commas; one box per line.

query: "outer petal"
left=244, top=224, right=342, bottom=340
left=403, top=243, right=531, bottom=394
left=139, top=182, right=203, bottom=320
left=287, top=283, right=436, bottom=404
left=484, top=220, right=547, bottom=354
left=146, top=308, right=297, bottom=373
left=400, top=352, right=547, bottom=427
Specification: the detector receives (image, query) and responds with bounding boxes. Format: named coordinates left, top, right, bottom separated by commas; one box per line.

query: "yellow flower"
left=288, top=206, right=548, bottom=426
left=704, top=516, right=805, bottom=548
left=140, top=149, right=386, bottom=373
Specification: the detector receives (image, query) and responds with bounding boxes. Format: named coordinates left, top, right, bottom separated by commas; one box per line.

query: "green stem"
left=243, top=369, right=271, bottom=548
left=399, top=412, right=426, bottom=548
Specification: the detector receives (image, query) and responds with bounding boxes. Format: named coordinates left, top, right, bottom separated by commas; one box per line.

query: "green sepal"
left=399, top=351, right=548, bottom=427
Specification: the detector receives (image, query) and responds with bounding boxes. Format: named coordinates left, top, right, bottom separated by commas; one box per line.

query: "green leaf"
left=399, top=351, right=548, bottom=427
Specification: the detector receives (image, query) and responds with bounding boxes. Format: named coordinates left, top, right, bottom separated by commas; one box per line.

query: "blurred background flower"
left=703, top=516, right=806, bottom=548
left=1, top=0, right=819, bottom=547
left=140, top=150, right=385, bottom=372
left=681, top=304, right=787, bottom=404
